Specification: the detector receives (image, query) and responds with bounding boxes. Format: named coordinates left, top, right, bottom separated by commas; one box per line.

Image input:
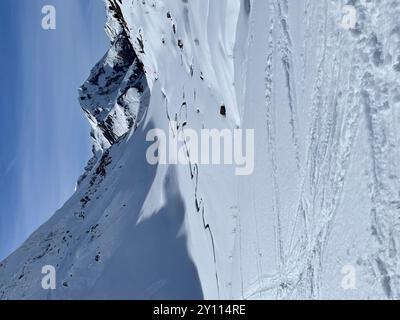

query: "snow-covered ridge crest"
left=115, top=0, right=242, bottom=124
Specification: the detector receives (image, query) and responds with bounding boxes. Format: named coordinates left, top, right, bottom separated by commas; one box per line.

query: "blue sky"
left=0, top=0, right=108, bottom=260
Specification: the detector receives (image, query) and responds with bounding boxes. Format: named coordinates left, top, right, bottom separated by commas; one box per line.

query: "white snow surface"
left=1, top=0, right=400, bottom=299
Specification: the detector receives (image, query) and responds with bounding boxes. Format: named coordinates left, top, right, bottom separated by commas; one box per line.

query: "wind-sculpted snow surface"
left=1, top=0, right=400, bottom=300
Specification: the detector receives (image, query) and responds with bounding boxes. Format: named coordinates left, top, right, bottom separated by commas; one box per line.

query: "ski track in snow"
left=244, top=0, right=400, bottom=300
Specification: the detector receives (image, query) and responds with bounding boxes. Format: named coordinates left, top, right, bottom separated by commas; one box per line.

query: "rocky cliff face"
left=1, top=0, right=400, bottom=300
left=77, top=2, right=150, bottom=185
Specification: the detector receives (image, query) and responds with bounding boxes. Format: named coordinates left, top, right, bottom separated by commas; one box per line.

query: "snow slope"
left=1, top=0, right=400, bottom=299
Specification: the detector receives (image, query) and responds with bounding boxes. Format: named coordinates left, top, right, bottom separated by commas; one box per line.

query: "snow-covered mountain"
left=1, top=0, right=400, bottom=299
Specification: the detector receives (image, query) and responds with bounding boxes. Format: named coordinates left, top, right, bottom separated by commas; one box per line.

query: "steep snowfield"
left=1, top=0, right=400, bottom=299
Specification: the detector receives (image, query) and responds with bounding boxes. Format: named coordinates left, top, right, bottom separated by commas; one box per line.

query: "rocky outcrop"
left=79, top=0, right=149, bottom=153
left=77, top=2, right=149, bottom=185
